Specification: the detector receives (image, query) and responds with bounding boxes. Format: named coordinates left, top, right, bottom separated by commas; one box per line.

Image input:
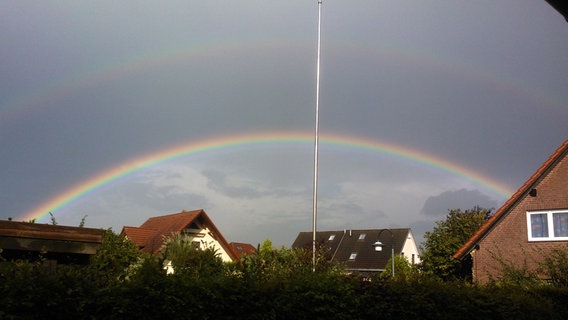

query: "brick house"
left=454, top=139, right=568, bottom=284
left=122, top=209, right=237, bottom=263
left=292, top=228, right=420, bottom=274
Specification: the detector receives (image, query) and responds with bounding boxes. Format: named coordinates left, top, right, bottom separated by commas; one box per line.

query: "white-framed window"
left=348, top=252, right=357, bottom=260
left=527, top=210, right=568, bottom=241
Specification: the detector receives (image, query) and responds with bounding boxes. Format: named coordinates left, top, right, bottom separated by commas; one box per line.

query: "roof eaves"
left=453, top=139, right=568, bottom=260
left=199, top=210, right=239, bottom=261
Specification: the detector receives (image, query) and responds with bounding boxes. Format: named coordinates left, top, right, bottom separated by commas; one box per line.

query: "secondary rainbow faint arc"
left=2, top=39, right=565, bottom=127
left=24, top=132, right=515, bottom=222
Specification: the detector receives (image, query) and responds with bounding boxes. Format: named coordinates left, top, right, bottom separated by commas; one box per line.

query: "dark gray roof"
left=292, top=228, right=411, bottom=272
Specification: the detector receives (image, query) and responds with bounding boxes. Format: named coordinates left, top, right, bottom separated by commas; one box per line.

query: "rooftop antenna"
left=312, top=0, right=323, bottom=272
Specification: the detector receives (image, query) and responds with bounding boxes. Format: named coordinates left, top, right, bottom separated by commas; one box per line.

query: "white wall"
left=401, top=230, right=421, bottom=265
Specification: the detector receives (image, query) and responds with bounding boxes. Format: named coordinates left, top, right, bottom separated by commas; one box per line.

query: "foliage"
left=1, top=251, right=568, bottom=319
left=78, top=214, right=88, bottom=227
left=420, top=206, right=492, bottom=280
left=237, top=239, right=343, bottom=282
left=380, top=254, right=420, bottom=281
left=540, top=245, right=568, bottom=287
left=158, top=233, right=225, bottom=279
left=487, top=246, right=544, bottom=288
left=89, top=228, right=142, bottom=282
left=49, top=211, right=58, bottom=225
left=489, top=244, right=568, bottom=288
left=0, top=260, right=99, bottom=318
left=3, top=231, right=568, bottom=319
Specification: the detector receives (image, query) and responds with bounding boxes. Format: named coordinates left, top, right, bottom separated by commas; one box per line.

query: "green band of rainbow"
left=23, top=131, right=514, bottom=222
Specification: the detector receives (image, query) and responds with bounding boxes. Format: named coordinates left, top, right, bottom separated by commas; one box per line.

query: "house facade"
left=122, top=209, right=237, bottom=263
left=292, top=228, right=420, bottom=274
left=454, top=139, right=568, bottom=284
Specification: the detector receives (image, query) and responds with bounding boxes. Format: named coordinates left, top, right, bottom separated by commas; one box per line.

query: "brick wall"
left=473, top=152, right=568, bottom=284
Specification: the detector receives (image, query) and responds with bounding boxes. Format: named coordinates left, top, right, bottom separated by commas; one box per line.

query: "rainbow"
left=1, top=39, right=314, bottom=125
left=2, top=40, right=565, bottom=127
left=23, top=131, right=515, bottom=223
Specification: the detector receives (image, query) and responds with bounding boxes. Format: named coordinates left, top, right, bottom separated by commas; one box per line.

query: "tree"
left=238, top=239, right=342, bottom=282
left=158, top=233, right=225, bottom=279
left=380, top=255, right=420, bottom=281
left=89, top=229, right=142, bottom=282
left=420, top=206, right=492, bottom=280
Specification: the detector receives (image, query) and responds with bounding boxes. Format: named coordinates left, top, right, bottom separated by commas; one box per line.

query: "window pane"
left=553, top=212, right=568, bottom=237
left=531, top=214, right=548, bottom=238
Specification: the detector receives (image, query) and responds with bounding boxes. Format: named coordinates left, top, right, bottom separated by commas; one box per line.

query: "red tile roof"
left=229, top=242, right=257, bottom=258
left=454, top=139, right=568, bottom=259
left=121, top=209, right=237, bottom=260
left=137, top=210, right=201, bottom=253
left=121, top=226, right=156, bottom=248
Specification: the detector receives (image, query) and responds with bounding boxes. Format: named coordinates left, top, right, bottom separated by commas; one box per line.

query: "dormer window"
left=328, top=234, right=336, bottom=241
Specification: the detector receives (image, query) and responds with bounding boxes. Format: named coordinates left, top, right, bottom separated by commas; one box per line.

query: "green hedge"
left=1, top=263, right=567, bottom=320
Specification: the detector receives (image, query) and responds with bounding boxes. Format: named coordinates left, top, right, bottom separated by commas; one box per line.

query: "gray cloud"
left=420, top=189, right=498, bottom=217
left=202, top=169, right=267, bottom=199
left=408, top=219, right=438, bottom=248
left=1, top=1, right=566, bottom=248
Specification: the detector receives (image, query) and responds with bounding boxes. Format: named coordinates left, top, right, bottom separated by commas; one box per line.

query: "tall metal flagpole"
left=312, top=0, right=322, bottom=272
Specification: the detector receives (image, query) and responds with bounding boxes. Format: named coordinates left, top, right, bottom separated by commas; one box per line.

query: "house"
left=121, top=209, right=237, bottom=262
left=292, top=228, right=420, bottom=274
left=0, top=220, right=104, bottom=267
left=454, top=139, right=568, bottom=284
left=229, top=242, right=256, bottom=259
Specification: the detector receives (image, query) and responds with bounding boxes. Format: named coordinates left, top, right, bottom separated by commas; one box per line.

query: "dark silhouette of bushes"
left=2, top=236, right=567, bottom=319
left=1, top=260, right=567, bottom=320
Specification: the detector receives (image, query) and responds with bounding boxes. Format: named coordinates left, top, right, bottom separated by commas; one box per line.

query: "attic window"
left=358, top=233, right=366, bottom=240
left=527, top=210, right=568, bottom=241
left=348, top=252, right=357, bottom=260
left=328, top=234, right=336, bottom=241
